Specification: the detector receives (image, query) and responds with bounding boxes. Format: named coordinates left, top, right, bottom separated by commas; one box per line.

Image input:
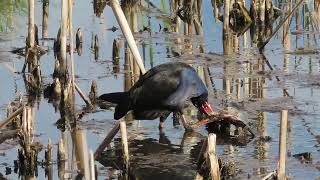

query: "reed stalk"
left=120, top=120, right=129, bottom=173
left=68, top=0, right=75, bottom=98
left=28, top=0, right=35, bottom=48
left=42, top=0, right=49, bottom=39
left=60, top=0, right=68, bottom=75
left=109, top=0, right=146, bottom=74
left=277, top=110, right=288, bottom=180
left=207, top=134, right=220, bottom=180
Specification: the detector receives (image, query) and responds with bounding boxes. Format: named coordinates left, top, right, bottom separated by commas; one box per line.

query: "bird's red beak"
left=200, top=102, right=214, bottom=116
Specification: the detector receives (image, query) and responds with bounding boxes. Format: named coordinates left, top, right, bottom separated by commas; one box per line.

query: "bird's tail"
left=98, top=92, right=130, bottom=120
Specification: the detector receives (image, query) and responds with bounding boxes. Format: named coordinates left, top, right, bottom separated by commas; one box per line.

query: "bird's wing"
left=130, top=68, right=181, bottom=108
left=131, top=62, right=190, bottom=90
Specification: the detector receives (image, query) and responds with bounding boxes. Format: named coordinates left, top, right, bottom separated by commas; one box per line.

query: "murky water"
left=0, top=0, right=319, bottom=179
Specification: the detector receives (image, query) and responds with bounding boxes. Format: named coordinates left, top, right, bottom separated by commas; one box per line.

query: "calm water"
left=0, top=0, right=319, bottom=179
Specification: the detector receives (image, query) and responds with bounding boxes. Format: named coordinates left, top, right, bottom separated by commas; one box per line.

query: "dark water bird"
left=99, top=62, right=214, bottom=129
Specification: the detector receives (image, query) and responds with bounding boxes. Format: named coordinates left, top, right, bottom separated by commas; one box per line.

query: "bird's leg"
left=158, top=116, right=166, bottom=129
left=172, top=112, right=180, bottom=126
left=178, top=113, right=194, bottom=131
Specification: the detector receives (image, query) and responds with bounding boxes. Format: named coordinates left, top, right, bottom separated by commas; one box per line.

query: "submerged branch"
left=94, top=121, right=120, bottom=159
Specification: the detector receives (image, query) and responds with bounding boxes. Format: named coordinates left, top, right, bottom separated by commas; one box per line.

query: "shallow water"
left=0, top=0, right=319, bottom=179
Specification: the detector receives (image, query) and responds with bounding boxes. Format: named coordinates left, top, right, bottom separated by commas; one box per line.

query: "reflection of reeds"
left=256, top=111, right=268, bottom=160
left=45, top=139, right=53, bottom=180
left=89, top=80, right=98, bottom=103
left=259, top=0, right=304, bottom=51
left=58, top=137, right=66, bottom=179
left=94, top=35, right=99, bottom=60
left=124, top=43, right=133, bottom=91
left=112, top=38, right=121, bottom=73
left=315, top=0, right=320, bottom=28
left=223, top=0, right=232, bottom=54
left=131, top=3, right=140, bottom=81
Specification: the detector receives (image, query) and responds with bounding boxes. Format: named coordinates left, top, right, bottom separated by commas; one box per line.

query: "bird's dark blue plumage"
left=99, top=62, right=211, bottom=121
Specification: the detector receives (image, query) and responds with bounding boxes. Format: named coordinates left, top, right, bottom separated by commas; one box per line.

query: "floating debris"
left=293, top=152, right=312, bottom=163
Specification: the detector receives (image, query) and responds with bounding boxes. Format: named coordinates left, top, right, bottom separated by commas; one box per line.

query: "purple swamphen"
left=99, top=62, right=214, bottom=130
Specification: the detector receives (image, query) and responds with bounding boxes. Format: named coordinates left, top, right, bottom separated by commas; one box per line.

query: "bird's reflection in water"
left=98, top=126, right=253, bottom=179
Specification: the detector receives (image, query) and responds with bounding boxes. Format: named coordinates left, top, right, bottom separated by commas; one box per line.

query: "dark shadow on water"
left=98, top=125, right=253, bottom=179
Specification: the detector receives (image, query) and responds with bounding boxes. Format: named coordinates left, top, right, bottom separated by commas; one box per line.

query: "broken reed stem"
left=74, top=83, right=93, bottom=107
left=57, top=137, right=66, bottom=179
left=277, top=110, right=288, bottom=180
left=211, top=0, right=219, bottom=21
left=28, top=0, right=35, bottom=48
left=112, top=38, right=120, bottom=62
left=207, top=133, right=220, bottom=180
left=72, top=129, right=90, bottom=179
left=262, top=170, right=276, bottom=180
left=89, top=150, right=96, bottom=180
left=94, top=121, right=120, bottom=159
left=94, top=35, right=99, bottom=60
left=58, top=138, right=66, bottom=161
left=0, top=106, right=23, bottom=129
left=60, top=0, right=68, bottom=75
left=120, top=120, right=129, bottom=171
left=109, top=0, right=146, bottom=74
left=76, top=28, right=82, bottom=47
left=89, top=80, right=98, bottom=103
left=193, top=19, right=203, bottom=36
left=46, top=139, right=52, bottom=164
left=195, top=173, right=204, bottom=180
left=21, top=105, right=37, bottom=176
left=68, top=0, right=75, bottom=98
left=259, top=0, right=304, bottom=51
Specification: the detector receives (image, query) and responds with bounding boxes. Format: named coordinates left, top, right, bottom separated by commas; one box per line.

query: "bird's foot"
left=184, top=124, right=194, bottom=132
left=177, top=114, right=195, bottom=131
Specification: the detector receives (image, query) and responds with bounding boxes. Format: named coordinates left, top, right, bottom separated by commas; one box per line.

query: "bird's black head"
left=191, top=95, right=214, bottom=116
